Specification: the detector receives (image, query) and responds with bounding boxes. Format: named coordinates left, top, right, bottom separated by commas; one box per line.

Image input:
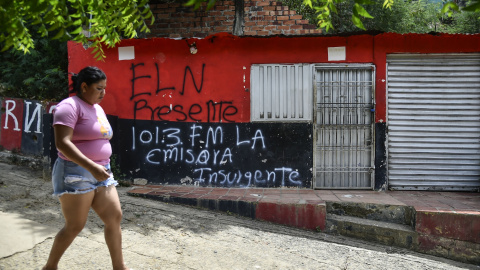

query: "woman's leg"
left=91, top=185, right=127, bottom=270
left=43, top=191, right=95, bottom=270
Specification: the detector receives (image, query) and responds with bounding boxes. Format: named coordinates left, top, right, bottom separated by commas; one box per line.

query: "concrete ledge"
left=128, top=191, right=259, bottom=219
left=255, top=202, right=326, bottom=231
left=326, top=201, right=415, bottom=226
left=325, top=214, right=417, bottom=249
left=416, top=211, right=480, bottom=244
left=417, top=234, right=480, bottom=265
left=128, top=190, right=326, bottom=230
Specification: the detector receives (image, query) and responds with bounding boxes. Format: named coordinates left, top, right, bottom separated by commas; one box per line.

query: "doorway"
left=314, top=65, right=375, bottom=189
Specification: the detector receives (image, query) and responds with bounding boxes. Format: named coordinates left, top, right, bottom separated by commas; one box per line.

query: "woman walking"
left=43, top=66, right=128, bottom=270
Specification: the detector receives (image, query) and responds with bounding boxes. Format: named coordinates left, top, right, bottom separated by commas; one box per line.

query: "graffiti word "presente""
left=133, top=99, right=238, bottom=123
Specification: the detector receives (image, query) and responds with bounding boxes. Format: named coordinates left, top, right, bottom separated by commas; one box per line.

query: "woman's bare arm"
left=54, top=124, right=110, bottom=181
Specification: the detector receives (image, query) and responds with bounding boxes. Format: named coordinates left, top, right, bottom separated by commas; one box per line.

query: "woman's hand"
left=89, top=163, right=111, bottom=182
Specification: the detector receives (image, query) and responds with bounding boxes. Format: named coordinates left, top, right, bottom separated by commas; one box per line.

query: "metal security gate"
left=314, top=65, right=375, bottom=189
left=387, top=54, right=480, bottom=191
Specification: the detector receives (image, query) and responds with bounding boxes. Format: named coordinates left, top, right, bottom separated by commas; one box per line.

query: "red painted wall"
left=0, top=99, right=58, bottom=154
left=68, top=33, right=374, bottom=123
left=372, top=33, right=480, bottom=123
left=68, top=33, right=480, bottom=124
left=1, top=98, right=24, bottom=151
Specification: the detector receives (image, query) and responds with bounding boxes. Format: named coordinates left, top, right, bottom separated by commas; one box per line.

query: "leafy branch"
left=0, top=0, right=155, bottom=60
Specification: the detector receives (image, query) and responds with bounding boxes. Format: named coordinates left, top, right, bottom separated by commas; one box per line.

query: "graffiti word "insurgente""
left=193, top=167, right=302, bottom=187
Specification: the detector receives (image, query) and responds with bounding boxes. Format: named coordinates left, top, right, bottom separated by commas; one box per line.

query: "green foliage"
left=184, top=0, right=479, bottom=33
left=184, top=0, right=217, bottom=9
left=441, top=1, right=460, bottom=17
left=306, top=0, right=480, bottom=32
left=444, top=8, right=480, bottom=34
left=0, top=0, right=154, bottom=60
left=110, top=154, right=126, bottom=180
left=110, top=154, right=131, bottom=186
left=303, top=0, right=375, bottom=31
left=283, top=0, right=479, bottom=34
left=375, top=0, right=441, bottom=33
left=279, top=0, right=318, bottom=23
left=356, top=0, right=441, bottom=33
left=0, top=26, right=68, bottom=101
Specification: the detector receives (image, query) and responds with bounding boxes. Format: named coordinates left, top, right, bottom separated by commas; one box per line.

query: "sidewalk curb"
left=128, top=191, right=327, bottom=231
left=127, top=185, right=480, bottom=265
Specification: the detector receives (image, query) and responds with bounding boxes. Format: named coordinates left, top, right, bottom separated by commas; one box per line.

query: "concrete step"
left=325, top=214, right=418, bottom=249
left=326, top=201, right=415, bottom=227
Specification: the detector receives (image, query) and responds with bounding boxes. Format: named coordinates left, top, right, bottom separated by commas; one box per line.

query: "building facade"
left=65, top=32, right=480, bottom=191
left=1, top=1, right=479, bottom=191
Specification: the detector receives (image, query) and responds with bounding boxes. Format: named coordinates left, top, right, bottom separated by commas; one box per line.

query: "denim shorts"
left=52, top=158, right=118, bottom=197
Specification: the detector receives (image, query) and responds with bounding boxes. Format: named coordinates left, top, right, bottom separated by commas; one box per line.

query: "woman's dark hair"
left=70, top=66, right=107, bottom=94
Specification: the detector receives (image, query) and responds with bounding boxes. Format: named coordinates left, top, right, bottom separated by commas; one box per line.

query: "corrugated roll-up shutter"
left=387, top=54, right=480, bottom=191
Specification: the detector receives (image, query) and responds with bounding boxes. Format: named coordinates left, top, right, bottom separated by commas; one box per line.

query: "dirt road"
left=0, top=160, right=477, bottom=270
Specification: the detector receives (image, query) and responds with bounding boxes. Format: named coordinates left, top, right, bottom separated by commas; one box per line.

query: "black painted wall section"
left=107, top=115, right=119, bottom=156
left=21, top=100, right=44, bottom=155
left=41, top=116, right=386, bottom=190
left=374, top=122, right=387, bottom=190
left=42, top=114, right=57, bottom=167
left=117, top=119, right=313, bottom=188
left=43, top=114, right=119, bottom=168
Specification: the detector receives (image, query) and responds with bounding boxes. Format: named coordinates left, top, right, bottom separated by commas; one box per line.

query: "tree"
left=441, top=1, right=480, bottom=34
left=185, top=0, right=480, bottom=32
left=0, top=0, right=154, bottom=60
left=0, top=0, right=155, bottom=101
left=0, top=31, right=68, bottom=101
left=283, top=0, right=479, bottom=34
left=296, top=0, right=444, bottom=34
